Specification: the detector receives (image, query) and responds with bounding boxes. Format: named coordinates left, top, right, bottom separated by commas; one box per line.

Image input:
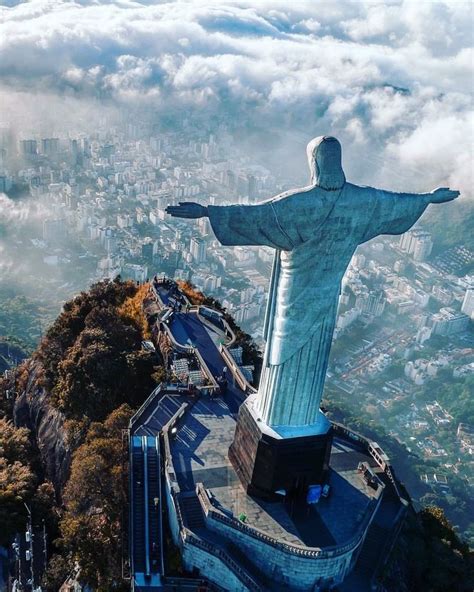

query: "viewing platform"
left=129, top=278, right=408, bottom=591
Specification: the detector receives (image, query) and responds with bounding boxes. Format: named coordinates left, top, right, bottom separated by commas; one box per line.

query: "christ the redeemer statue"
left=167, top=136, right=459, bottom=437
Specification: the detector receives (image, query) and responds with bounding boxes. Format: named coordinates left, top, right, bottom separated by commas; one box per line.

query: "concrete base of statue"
left=229, top=395, right=333, bottom=500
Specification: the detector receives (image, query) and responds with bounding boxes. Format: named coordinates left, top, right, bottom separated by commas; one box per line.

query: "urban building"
left=43, top=218, right=67, bottom=242
left=20, top=139, right=37, bottom=157
left=41, top=137, right=60, bottom=157
left=190, top=237, right=207, bottom=263
left=430, top=307, right=470, bottom=336
left=461, top=289, right=474, bottom=319
left=399, top=229, right=433, bottom=261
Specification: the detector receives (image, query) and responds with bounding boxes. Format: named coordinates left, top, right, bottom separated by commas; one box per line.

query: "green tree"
left=0, top=458, right=35, bottom=544
left=42, top=554, right=71, bottom=592
left=0, top=418, right=31, bottom=465
left=57, top=405, right=132, bottom=590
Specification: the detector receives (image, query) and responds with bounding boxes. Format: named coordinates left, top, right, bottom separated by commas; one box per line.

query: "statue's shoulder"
left=342, top=182, right=376, bottom=201
left=344, top=182, right=365, bottom=194
left=271, top=184, right=321, bottom=207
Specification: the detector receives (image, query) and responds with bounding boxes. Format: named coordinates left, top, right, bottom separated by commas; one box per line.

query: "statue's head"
left=307, top=136, right=345, bottom=190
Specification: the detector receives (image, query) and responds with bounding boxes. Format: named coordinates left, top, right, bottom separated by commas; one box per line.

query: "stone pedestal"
left=229, top=399, right=332, bottom=500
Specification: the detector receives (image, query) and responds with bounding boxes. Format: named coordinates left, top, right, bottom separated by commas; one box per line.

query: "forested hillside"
left=425, top=198, right=474, bottom=254
left=0, top=278, right=164, bottom=591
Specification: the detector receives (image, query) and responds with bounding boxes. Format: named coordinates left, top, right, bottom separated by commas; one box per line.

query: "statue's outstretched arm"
left=360, top=185, right=460, bottom=242
left=414, top=187, right=459, bottom=203
left=166, top=200, right=293, bottom=249
left=363, top=186, right=460, bottom=204
left=166, top=202, right=208, bottom=219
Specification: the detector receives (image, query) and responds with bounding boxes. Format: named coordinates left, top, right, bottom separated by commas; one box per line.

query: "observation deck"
left=129, top=278, right=408, bottom=591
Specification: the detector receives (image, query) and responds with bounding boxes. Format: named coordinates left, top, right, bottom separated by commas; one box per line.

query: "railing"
left=162, top=402, right=189, bottom=477
left=142, top=437, right=151, bottom=576
left=195, top=483, right=375, bottom=561
left=196, top=306, right=237, bottom=348
left=196, top=306, right=234, bottom=342
left=384, top=465, right=407, bottom=503
left=184, top=531, right=262, bottom=592
left=192, top=347, right=219, bottom=393
left=160, top=321, right=194, bottom=354
left=129, top=383, right=168, bottom=434
left=331, top=422, right=408, bottom=504
left=159, top=319, right=219, bottom=394
left=165, top=480, right=262, bottom=590
left=219, top=344, right=257, bottom=395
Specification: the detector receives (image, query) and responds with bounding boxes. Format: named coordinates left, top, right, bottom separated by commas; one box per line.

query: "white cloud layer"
left=0, top=0, right=472, bottom=194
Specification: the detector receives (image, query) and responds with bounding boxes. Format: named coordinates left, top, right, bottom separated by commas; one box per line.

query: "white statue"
left=167, top=136, right=459, bottom=437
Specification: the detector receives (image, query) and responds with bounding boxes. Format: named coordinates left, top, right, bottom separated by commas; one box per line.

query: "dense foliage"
left=47, top=405, right=132, bottom=592
left=382, top=507, right=474, bottom=592
left=0, top=278, right=164, bottom=589
left=425, top=198, right=474, bottom=254
left=36, top=278, right=161, bottom=420
left=421, top=370, right=474, bottom=425
left=0, top=419, right=35, bottom=545
left=0, top=286, right=46, bottom=353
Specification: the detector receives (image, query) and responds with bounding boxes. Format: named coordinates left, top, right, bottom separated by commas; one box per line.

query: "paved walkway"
left=157, top=282, right=245, bottom=414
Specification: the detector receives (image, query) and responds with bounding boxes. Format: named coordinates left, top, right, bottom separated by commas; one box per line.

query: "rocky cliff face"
left=13, top=360, right=71, bottom=492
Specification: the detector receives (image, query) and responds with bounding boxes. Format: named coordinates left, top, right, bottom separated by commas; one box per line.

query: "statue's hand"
left=429, top=187, right=460, bottom=203
left=165, top=202, right=208, bottom=219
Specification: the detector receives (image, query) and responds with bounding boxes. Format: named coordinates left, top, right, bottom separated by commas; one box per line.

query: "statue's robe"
left=208, top=182, right=431, bottom=432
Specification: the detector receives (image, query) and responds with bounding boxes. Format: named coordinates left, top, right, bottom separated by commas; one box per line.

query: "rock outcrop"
left=13, top=361, right=71, bottom=493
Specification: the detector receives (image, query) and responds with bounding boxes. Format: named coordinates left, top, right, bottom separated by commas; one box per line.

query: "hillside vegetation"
left=0, top=278, right=164, bottom=590
left=36, top=278, right=159, bottom=420
left=425, top=198, right=474, bottom=254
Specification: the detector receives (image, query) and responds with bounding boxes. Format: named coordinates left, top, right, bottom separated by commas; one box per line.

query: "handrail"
left=160, top=319, right=219, bottom=393
left=129, top=437, right=135, bottom=575
left=142, top=436, right=151, bottom=576
left=156, top=437, right=165, bottom=575
left=129, top=383, right=167, bottom=433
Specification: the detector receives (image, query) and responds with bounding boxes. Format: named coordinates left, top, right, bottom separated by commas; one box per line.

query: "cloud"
left=0, top=0, right=472, bottom=194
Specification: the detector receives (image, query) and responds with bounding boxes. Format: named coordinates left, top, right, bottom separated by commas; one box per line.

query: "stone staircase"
left=225, top=541, right=275, bottom=591
left=180, top=493, right=205, bottom=530
left=179, top=493, right=264, bottom=591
